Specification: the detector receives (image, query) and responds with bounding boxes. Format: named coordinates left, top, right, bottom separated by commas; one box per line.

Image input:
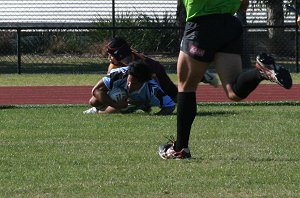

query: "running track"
left=0, top=84, right=299, bottom=105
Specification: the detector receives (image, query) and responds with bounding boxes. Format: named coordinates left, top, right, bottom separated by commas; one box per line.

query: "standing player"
left=158, top=0, right=292, bottom=159
left=83, top=61, right=176, bottom=115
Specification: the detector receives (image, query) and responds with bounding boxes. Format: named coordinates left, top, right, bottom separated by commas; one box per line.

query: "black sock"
left=176, top=92, right=196, bottom=151
left=232, top=69, right=263, bottom=99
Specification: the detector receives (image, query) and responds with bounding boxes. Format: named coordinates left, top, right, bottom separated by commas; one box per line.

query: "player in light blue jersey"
left=83, top=61, right=176, bottom=115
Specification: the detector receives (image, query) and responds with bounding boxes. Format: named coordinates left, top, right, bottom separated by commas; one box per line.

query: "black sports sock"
left=232, top=69, right=263, bottom=99
left=176, top=92, right=196, bottom=151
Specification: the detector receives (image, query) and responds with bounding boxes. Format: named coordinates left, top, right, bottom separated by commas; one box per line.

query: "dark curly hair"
left=128, top=61, right=152, bottom=83
left=106, top=37, right=131, bottom=61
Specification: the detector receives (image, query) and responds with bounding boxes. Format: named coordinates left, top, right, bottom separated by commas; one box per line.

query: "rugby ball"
left=108, top=87, right=127, bottom=102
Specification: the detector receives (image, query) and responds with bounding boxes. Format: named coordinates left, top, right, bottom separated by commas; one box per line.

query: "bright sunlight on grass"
left=1, top=103, right=300, bottom=197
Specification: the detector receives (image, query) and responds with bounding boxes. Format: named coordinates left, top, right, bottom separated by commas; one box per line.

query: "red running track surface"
left=0, top=84, right=299, bottom=105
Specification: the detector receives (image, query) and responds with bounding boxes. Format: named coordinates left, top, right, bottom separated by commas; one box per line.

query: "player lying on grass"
left=105, top=37, right=219, bottom=102
left=83, top=61, right=176, bottom=115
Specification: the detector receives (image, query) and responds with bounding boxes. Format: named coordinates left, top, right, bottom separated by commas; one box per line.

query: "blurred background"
left=0, top=0, right=299, bottom=74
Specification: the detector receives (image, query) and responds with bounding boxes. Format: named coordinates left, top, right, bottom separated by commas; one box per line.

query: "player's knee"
left=225, top=84, right=243, bottom=102
left=89, top=97, right=97, bottom=106
left=227, top=92, right=243, bottom=102
left=93, top=89, right=101, bottom=98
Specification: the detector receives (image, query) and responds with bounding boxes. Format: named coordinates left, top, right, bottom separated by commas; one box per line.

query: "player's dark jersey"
left=143, top=56, right=178, bottom=100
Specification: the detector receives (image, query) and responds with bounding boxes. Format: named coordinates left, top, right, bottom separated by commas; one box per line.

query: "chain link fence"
left=0, top=0, right=299, bottom=74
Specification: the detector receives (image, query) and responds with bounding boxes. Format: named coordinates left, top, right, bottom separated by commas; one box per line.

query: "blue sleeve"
left=102, top=66, right=129, bottom=90
left=102, top=77, right=111, bottom=90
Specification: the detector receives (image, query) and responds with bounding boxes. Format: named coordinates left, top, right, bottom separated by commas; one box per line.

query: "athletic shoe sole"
left=256, top=61, right=292, bottom=90
left=275, top=66, right=293, bottom=89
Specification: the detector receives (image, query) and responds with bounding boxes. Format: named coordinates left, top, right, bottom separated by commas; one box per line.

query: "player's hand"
left=297, top=16, right=300, bottom=28
left=239, top=0, right=249, bottom=13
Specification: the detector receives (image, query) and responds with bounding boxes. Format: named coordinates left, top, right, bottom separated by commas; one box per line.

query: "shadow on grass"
left=150, top=110, right=239, bottom=117
left=0, top=105, right=18, bottom=110
left=196, top=110, right=238, bottom=117
left=190, top=156, right=300, bottom=162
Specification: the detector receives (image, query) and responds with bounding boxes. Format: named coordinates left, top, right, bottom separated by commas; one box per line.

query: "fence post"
left=17, top=28, right=22, bottom=74
left=296, top=2, right=299, bottom=73
left=112, top=0, right=116, bottom=37
left=296, top=26, right=299, bottom=73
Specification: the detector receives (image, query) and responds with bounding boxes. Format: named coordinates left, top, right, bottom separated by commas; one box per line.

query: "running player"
left=158, top=0, right=292, bottom=160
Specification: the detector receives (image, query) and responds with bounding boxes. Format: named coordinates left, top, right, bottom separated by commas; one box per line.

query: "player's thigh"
left=215, top=52, right=242, bottom=86
left=177, top=51, right=210, bottom=92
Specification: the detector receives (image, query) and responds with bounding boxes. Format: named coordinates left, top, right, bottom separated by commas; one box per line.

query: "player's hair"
left=106, top=37, right=131, bottom=61
left=128, top=61, right=152, bottom=83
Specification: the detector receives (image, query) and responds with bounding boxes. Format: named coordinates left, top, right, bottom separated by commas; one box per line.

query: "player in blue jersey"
left=83, top=61, right=176, bottom=115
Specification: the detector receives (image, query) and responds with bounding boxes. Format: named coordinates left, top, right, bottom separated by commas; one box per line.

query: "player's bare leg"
left=159, top=51, right=210, bottom=159
left=215, top=52, right=243, bottom=101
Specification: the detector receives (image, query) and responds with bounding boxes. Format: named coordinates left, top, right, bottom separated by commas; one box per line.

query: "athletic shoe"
left=202, top=71, right=219, bottom=88
left=83, top=107, right=98, bottom=114
left=158, top=144, right=191, bottom=160
left=158, top=136, right=192, bottom=160
left=256, top=53, right=292, bottom=89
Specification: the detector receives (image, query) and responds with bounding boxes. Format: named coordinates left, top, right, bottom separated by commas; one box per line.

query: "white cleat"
left=256, top=53, right=292, bottom=89
left=83, top=107, right=98, bottom=114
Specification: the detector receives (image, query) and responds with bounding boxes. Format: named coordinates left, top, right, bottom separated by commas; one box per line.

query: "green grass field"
left=1, top=73, right=300, bottom=86
left=1, top=103, right=300, bottom=197
left=1, top=73, right=300, bottom=197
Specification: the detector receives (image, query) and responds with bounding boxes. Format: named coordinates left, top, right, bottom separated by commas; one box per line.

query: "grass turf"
left=1, top=72, right=300, bottom=197
left=0, top=73, right=300, bottom=86
left=1, top=103, right=300, bottom=197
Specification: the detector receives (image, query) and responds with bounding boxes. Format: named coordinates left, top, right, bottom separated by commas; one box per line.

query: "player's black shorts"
left=180, top=14, right=243, bottom=62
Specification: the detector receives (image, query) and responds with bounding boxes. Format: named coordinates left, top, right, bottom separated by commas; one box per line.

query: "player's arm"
left=98, top=106, right=122, bottom=114
left=91, top=79, right=104, bottom=95
left=93, top=79, right=128, bottom=110
left=107, top=63, right=119, bottom=74
left=95, top=89, right=128, bottom=110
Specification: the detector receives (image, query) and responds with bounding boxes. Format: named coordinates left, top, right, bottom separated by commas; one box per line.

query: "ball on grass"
left=108, top=87, right=127, bottom=102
